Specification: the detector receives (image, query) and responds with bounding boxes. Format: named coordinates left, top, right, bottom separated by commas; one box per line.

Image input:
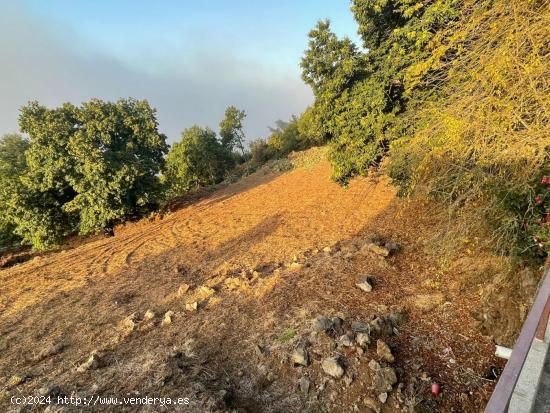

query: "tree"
left=219, top=105, right=246, bottom=155
left=11, top=98, right=168, bottom=250
left=0, top=134, right=29, bottom=249
left=164, top=126, right=229, bottom=196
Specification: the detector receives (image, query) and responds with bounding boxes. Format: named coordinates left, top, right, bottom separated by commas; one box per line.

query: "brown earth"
left=0, top=148, right=506, bottom=412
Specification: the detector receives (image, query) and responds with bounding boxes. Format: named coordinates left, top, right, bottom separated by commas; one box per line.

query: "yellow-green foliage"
left=388, top=0, right=550, bottom=260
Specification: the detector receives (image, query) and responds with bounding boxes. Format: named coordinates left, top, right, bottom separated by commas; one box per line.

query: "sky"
left=0, top=0, right=360, bottom=144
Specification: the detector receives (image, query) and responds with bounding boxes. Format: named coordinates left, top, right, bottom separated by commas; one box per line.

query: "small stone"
left=339, top=333, right=354, bottom=347
left=420, top=372, right=430, bottom=381
left=321, top=356, right=345, bottom=379
left=38, top=384, right=61, bottom=397
left=35, top=343, right=65, bottom=361
left=185, top=302, right=198, bottom=311
left=299, top=376, right=311, bottom=396
left=77, top=353, right=100, bottom=372
left=344, top=375, right=354, bottom=387
left=355, top=277, right=373, bottom=292
left=291, top=346, right=309, bottom=366
left=363, top=396, right=381, bottom=413
left=351, top=321, right=370, bottom=334
left=378, top=392, right=388, bottom=404
left=372, top=367, right=397, bottom=392
left=198, top=286, right=216, bottom=299
left=369, top=317, right=393, bottom=337
left=323, top=246, right=332, bottom=253
left=177, top=283, right=191, bottom=296
left=266, top=371, right=275, bottom=382
left=368, top=359, right=381, bottom=371
left=356, top=332, right=371, bottom=348
left=121, top=313, right=138, bottom=331
left=332, top=316, right=344, bottom=330
left=361, top=243, right=390, bottom=257
left=161, top=310, right=175, bottom=325
left=313, top=316, right=333, bottom=332
left=143, top=309, right=156, bottom=320
left=290, top=262, right=304, bottom=270
left=356, top=346, right=364, bottom=356
left=7, top=374, right=28, bottom=387
left=376, top=340, right=395, bottom=363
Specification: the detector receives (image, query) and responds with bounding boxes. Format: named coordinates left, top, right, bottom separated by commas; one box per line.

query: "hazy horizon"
left=0, top=0, right=359, bottom=144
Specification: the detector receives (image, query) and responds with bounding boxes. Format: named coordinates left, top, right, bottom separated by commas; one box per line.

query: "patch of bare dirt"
left=0, top=150, right=507, bottom=412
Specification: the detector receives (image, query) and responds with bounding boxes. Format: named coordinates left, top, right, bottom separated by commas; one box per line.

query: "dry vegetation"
left=0, top=149, right=522, bottom=412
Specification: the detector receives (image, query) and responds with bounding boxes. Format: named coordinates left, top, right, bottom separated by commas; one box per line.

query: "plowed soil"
left=0, top=148, right=503, bottom=412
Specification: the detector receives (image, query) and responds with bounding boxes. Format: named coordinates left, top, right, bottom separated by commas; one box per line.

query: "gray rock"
left=376, top=340, right=395, bottom=363
left=363, top=396, right=381, bottom=413
left=368, top=359, right=381, bottom=372
left=331, top=316, right=344, bottom=330
left=313, top=316, right=333, bottom=332
left=355, top=277, right=373, bottom=292
left=356, top=332, right=371, bottom=348
left=372, top=367, right=397, bottom=393
left=351, top=321, right=371, bottom=334
left=291, top=346, right=309, bottom=366
left=321, top=356, right=345, bottom=379
left=369, top=316, right=393, bottom=337
left=299, top=376, right=311, bottom=396
left=378, top=392, right=388, bottom=404
left=339, top=333, right=354, bottom=347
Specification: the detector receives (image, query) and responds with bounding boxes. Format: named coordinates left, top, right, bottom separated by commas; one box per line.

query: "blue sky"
left=0, top=1, right=360, bottom=143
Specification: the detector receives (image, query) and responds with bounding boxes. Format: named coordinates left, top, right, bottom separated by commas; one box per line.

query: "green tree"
left=0, top=134, right=29, bottom=249
left=219, top=105, right=246, bottom=155
left=164, top=125, right=228, bottom=196
left=11, top=98, right=168, bottom=250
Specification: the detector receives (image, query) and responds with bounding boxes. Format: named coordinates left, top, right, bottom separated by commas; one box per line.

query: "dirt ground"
left=0, top=148, right=505, bottom=412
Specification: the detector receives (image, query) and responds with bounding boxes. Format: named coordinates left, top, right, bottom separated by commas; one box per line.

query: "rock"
left=376, top=340, right=395, bottom=363
left=121, top=313, right=138, bottom=331
left=299, top=376, right=311, bottom=396
left=313, top=316, right=333, bottom=332
left=35, top=343, right=65, bottom=361
left=198, top=286, right=216, bottom=299
left=7, top=374, right=28, bottom=387
left=332, top=316, right=344, bottom=330
left=291, top=346, right=309, bottom=366
left=321, top=356, right=345, bottom=379
left=369, top=316, right=393, bottom=337
left=143, top=309, right=156, bottom=320
left=351, top=321, right=371, bottom=334
left=177, top=283, right=191, bottom=296
left=363, top=396, right=381, bottom=413
left=356, top=332, right=371, bottom=348
left=323, top=246, right=332, bottom=253
left=38, top=384, right=61, bottom=397
left=290, top=262, right=304, bottom=271
left=266, top=371, right=275, bottom=382
left=355, top=277, right=373, bottom=292
left=77, top=353, right=100, bottom=372
left=384, top=242, right=400, bottom=254
left=339, top=333, right=354, bottom=347
left=378, top=392, right=388, bottom=404
left=185, top=302, right=198, bottom=311
left=361, top=243, right=390, bottom=257
left=344, top=374, right=354, bottom=387
left=356, top=346, right=364, bottom=356
left=372, top=367, right=397, bottom=393
left=161, top=311, right=175, bottom=326
left=368, top=359, right=381, bottom=372
left=388, top=309, right=408, bottom=327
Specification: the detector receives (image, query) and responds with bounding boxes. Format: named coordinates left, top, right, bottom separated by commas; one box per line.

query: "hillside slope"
left=1, top=149, right=503, bottom=412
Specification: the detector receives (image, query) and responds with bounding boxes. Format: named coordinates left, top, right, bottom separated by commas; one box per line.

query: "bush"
left=0, top=134, right=29, bottom=250
left=387, top=0, right=549, bottom=261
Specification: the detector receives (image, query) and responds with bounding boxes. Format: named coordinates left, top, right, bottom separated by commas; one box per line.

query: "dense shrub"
left=0, top=134, right=29, bottom=250
left=386, top=0, right=549, bottom=260
left=7, top=98, right=168, bottom=250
